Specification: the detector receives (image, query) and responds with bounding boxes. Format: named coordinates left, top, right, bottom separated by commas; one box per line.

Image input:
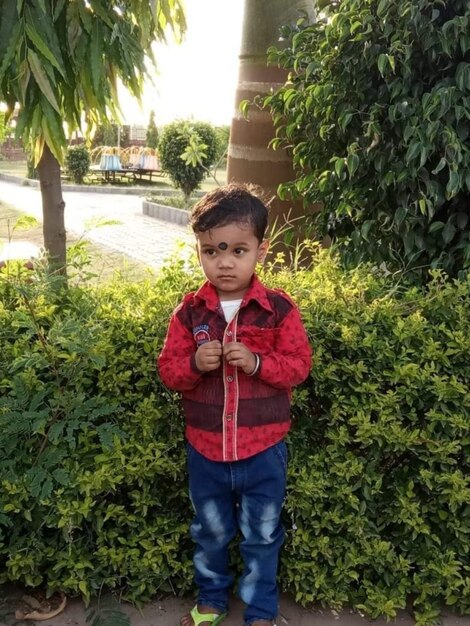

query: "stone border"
left=0, top=172, right=41, bottom=187
left=0, top=172, right=160, bottom=195
left=142, top=200, right=189, bottom=226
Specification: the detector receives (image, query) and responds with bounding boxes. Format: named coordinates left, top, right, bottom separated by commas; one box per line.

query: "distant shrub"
left=65, top=145, right=91, bottom=184
left=147, top=192, right=197, bottom=210
left=158, top=120, right=218, bottom=199
left=26, top=158, right=38, bottom=180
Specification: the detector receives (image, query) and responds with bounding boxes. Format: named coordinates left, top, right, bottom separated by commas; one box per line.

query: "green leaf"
left=41, top=110, right=63, bottom=162
left=377, top=0, right=388, bottom=18
left=361, top=220, right=374, bottom=240
left=377, top=53, right=387, bottom=77
left=455, top=62, right=470, bottom=91
left=0, top=20, right=21, bottom=86
left=405, top=141, right=421, bottom=164
left=25, top=21, right=65, bottom=77
left=442, top=221, right=456, bottom=244
left=53, top=0, right=66, bottom=22
left=0, top=0, right=18, bottom=60
left=335, top=158, right=345, bottom=178
left=394, top=206, right=407, bottom=226
left=12, top=215, right=39, bottom=230
left=90, top=20, right=103, bottom=94
left=27, top=49, right=60, bottom=113
left=431, top=158, right=446, bottom=175
left=446, top=170, right=460, bottom=198
left=18, top=59, right=31, bottom=102
left=339, top=111, right=353, bottom=131
left=347, top=153, right=359, bottom=177
left=87, top=0, right=113, bottom=29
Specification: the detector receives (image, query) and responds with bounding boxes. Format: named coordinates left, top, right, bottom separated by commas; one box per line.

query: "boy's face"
left=196, top=222, right=269, bottom=300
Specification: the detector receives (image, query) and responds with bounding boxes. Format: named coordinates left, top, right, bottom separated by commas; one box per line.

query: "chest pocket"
left=237, top=327, right=278, bottom=353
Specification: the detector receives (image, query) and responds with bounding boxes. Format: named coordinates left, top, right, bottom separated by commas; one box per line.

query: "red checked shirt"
left=158, top=275, right=312, bottom=462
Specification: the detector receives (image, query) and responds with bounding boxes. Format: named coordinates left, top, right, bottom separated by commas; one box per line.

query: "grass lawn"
left=0, top=160, right=226, bottom=192
left=0, top=160, right=28, bottom=177
left=0, top=201, right=153, bottom=283
left=0, top=160, right=224, bottom=281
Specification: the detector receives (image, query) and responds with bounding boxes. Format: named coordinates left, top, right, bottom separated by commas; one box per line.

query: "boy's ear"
left=257, top=239, right=269, bottom=263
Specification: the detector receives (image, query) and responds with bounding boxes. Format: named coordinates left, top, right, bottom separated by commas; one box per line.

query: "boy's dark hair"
left=190, top=183, right=269, bottom=242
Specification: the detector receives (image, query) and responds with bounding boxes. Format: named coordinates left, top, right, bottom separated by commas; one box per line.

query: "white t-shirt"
left=220, top=299, right=242, bottom=323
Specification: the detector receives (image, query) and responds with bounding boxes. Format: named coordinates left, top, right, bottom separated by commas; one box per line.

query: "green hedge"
left=0, top=253, right=469, bottom=624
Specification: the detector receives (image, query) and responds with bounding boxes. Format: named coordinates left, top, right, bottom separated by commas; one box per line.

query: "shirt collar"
left=193, top=275, right=273, bottom=313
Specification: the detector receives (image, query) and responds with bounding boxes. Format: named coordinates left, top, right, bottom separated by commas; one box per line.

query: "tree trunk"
left=37, top=143, right=67, bottom=272
left=227, top=0, right=316, bottom=253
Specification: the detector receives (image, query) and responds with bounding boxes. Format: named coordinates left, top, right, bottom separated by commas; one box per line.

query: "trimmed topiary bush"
left=0, top=252, right=468, bottom=623
left=65, top=145, right=91, bottom=184
left=158, top=120, right=218, bottom=199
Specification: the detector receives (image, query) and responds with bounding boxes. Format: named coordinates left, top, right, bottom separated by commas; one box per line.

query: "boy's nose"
left=217, top=254, right=234, bottom=268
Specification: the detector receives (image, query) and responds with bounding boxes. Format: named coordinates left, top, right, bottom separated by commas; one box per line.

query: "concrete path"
left=0, top=179, right=194, bottom=270
left=1, top=178, right=469, bottom=625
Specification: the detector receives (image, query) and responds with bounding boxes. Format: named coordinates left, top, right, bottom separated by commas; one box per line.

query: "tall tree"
left=227, top=0, right=315, bottom=234
left=0, top=0, right=185, bottom=270
left=146, top=110, right=159, bottom=149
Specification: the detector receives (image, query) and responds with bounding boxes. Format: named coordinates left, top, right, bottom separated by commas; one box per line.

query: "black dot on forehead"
left=218, top=242, right=228, bottom=250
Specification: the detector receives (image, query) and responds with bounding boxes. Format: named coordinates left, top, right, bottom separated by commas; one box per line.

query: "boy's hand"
left=195, top=340, right=222, bottom=372
left=223, top=342, right=257, bottom=374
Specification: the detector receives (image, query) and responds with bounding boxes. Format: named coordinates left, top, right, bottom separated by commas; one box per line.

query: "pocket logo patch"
left=193, top=324, right=210, bottom=346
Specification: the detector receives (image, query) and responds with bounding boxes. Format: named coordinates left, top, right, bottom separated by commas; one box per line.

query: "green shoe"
left=183, top=605, right=227, bottom=626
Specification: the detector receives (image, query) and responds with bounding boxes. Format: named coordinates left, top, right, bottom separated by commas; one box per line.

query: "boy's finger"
left=201, top=343, right=222, bottom=353
left=223, top=343, right=238, bottom=355
left=207, top=347, right=222, bottom=356
left=207, top=340, right=222, bottom=348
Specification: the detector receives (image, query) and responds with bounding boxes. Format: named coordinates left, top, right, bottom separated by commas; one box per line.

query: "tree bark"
left=37, top=143, right=67, bottom=272
left=227, top=0, right=316, bottom=249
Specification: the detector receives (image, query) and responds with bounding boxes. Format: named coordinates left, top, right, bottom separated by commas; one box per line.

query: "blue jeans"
left=187, top=441, right=287, bottom=625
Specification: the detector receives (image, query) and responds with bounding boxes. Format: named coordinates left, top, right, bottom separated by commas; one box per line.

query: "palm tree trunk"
left=227, top=0, right=315, bottom=242
left=37, top=143, right=67, bottom=272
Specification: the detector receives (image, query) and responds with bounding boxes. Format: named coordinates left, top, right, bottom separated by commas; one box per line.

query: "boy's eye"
left=234, top=248, right=246, bottom=255
left=204, top=249, right=216, bottom=256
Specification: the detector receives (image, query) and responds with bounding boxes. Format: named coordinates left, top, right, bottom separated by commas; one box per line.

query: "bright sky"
left=120, top=0, right=245, bottom=128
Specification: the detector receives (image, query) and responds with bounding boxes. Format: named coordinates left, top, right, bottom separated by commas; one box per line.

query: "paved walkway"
left=1, top=178, right=469, bottom=625
left=0, top=178, right=193, bottom=269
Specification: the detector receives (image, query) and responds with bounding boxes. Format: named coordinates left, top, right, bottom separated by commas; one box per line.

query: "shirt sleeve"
left=157, top=305, right=203, bottom=391
left=256, top=303, right=312, bottom=389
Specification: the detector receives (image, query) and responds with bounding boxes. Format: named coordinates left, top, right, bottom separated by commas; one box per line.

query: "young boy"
left=158, top=183, right=311, bottom=626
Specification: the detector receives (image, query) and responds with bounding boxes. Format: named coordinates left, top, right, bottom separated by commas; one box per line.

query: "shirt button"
left=227, top=376, right=233, bottom=382
left=226, top=414, right=232, bottom=421
left=226, top=330, right=232, bottom=336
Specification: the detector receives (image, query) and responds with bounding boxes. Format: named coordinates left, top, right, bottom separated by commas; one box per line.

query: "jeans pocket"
left=270, top=440, right=288, bottom=477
